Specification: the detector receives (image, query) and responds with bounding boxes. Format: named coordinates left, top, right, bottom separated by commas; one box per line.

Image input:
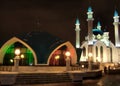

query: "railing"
left=0, top=66, right=12, bottom=71
left=71, top=66, right=82, bottom=71
left=71, top=66, right=88, bottom=71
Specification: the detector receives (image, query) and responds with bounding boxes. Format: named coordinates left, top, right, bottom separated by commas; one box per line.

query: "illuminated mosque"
left=0, top=6, right=120, bottom=67
left=78, top=7, right=120, bottom=64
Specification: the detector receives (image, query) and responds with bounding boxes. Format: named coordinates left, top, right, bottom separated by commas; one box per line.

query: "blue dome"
left=16, top=31, right=66, bottom=64
left=92, top=29, right=103, bottom=35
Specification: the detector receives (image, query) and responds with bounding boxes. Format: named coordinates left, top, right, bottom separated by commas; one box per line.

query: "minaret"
left=75, top=18, right=80, bottom=48
left=75, top=18, right=82, bottom=64
left=87, top=6, right=94, bottom=70
left=113, top=10, right=120, bottom=47
left=87, top=6, right=94, bottom=45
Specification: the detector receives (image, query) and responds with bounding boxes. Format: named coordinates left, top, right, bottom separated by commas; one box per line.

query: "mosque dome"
left=0, top=31, right=72, bottom=66
left=92, top=29, right=103, bottom=35
left=92, top=21, right=103, bottom=35
left=15, top=31, right=66, bottom=64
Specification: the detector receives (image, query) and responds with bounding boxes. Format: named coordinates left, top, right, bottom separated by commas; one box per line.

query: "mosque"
left=0, top=6, right=120, bottom=67
left=78, top=7, right=120, bottom=64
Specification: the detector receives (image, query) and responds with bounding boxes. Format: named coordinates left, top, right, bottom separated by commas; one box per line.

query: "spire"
left=88, top=6, right=92, bottom=12
left=75, top=18, right=80, bottom=25
left=113, top=10, right=119, bottom=22
left=97, top=21, right=101, bottom=30
left=114, top=10, right=118, bottom=17
left=97, top=21, right=101, bottom=26
left=75, top=18, right=80, bottom=30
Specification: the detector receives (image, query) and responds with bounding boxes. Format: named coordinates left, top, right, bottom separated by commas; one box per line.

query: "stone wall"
left=12, top=66, right=66, bottom=72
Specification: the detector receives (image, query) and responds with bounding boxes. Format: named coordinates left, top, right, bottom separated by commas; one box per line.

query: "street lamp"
left=65, top=51, right=71, bottom=57
left=10, top=59, right=14, bottom=63
left=88, top=52, right=93, bottom=70
left=21, top=54, right=25, bottom=65
left=15, top=49, right=20, bottom=56
left=97, top=57, right=101, bottom=62
left=88, top=53, right=92, bottom=58
left=65, top=51, right=71, bottom=71
left=14, top=48, right=21, bottom=71
left=55, top=55, right=60, bottom=65
left=55, top=55, right=60, bottom=60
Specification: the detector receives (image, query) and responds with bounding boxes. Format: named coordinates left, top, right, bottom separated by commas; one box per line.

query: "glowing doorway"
left=3, top=42, right=34, bottom=66
left=49, top=45, right=71, bottom=66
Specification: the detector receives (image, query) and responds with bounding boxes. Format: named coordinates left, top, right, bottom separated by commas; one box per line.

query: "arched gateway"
left=0, top=32, right=77, bottom=66
left=0, top=37, right=37, bottom=65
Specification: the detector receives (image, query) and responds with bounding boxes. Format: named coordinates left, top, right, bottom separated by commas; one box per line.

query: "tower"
left=113, top=10, right=120, bottom=47
left=87, top=6, right=94, bottom=45
left=75, top=18, right=80, bottom=48
left=75, top=18, right=82, bottom=64
left=87, top=7, right=94, bottom=70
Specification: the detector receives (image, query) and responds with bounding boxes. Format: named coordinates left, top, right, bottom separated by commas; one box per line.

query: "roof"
left=75, top=18, right=80, bottom=25
left=114, top=10, right=119, bottom=17
left=92, top=29, right=103, bottom=35
left=15, top=31, right=66, bottom=64
left=88, top=6, right=92, bottom=12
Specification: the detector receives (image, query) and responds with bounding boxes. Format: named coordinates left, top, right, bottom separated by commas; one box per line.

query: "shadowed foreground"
left=82, top=74, right=120, bottom=86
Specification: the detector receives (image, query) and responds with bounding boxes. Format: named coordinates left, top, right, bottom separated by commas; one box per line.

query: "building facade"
left=76, top=7, right=120, bottom=63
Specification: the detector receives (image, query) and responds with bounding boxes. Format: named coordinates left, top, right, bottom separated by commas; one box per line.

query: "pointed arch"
left=94, top=41, right=108, bottom=62
left=81, top=41, right=88, bottom=48
left=94, top=41, right=106, bottom=47
left=0, top=37, right=37, bottom=65
left=109, top=41, right=117, bottom=62
left=47, top=41, right=77, bottom=65
left=80, top=41, right=88, bottom=61
left=96, top=46, right=98, bottom=57
left=109, top=42, right=115, bottom=48
left=110, top=47, right=112, bottom=62
left=100, top=46, right=103, bottom=60
left=83, top=47, right=86, bottom=57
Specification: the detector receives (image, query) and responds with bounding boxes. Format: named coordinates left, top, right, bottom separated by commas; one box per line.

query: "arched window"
left=100, top=46, right=103, bottom=61
left=83, top=47, right=86, bottom=57
left=96, top=46, right=98, bottom=57
left=110, top=48, right=112, bottom=62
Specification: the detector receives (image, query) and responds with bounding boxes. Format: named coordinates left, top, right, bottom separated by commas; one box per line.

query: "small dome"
left=92, top=29, right=103, bottom=35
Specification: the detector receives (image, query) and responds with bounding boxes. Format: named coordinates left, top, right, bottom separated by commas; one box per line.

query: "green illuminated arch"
left=3, top=42, right=34, bottom=66
left=0, top=37, right=37, bottom=65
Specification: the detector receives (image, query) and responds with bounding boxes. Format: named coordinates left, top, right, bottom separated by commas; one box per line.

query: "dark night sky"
left=0, top=0, right=120, bottom=46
